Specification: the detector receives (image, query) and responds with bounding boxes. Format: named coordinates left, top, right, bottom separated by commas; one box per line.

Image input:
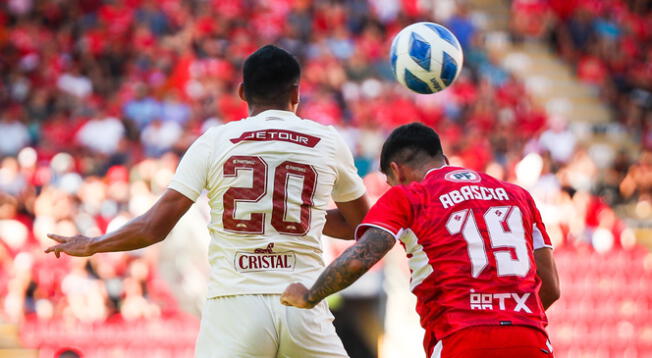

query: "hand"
left=44, top=234, right=96, bottom=258
left=280, top=282, right=317, bottom=309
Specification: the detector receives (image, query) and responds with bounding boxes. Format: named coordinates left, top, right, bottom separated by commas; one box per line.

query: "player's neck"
left=248, top=104, right=295, bottom=117
left=419, top=160, right=447, bottom=179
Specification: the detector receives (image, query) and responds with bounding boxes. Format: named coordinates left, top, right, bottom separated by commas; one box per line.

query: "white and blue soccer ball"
left=390, top=22, right=463, bottom=94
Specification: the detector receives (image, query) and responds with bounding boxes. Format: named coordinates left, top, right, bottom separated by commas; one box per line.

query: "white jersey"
left=169, top=110, right=366, bottom=298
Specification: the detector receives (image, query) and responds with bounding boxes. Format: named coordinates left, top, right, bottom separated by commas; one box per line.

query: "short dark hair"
left=380, top=122, right=443, bottom=174
left=242, top=45, right=301, bottom=105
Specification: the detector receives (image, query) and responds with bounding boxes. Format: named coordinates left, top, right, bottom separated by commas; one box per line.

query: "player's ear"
left=290, top=85, right=300, bottom=111
left=388, top=162, right=403, bottom=185
left=238, top=83, right=246, bottom=102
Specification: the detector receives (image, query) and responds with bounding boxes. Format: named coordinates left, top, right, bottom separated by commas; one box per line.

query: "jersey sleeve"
left=330, top=129, right=366, bottom=202
left=355, top=186, right=413, bottom=240
left=168, top=131, right=213, bottom=202
left=525, top=191, right=553, bottom=250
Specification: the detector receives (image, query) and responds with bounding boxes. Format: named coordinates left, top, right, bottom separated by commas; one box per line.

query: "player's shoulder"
left=201, top=119, right=245, bottom=137
left=292, top=118, right=355, bottom=157
left=217, top=117, right=256, bottom=133
left=201, top=117, right=274, bottom=144
left=484, top=176, right=537, bottom=211
left=294, top=116, right=342, bottom=137
left=394, top=180, right=429, bottom=205
left=497, top=179, right=532, bottom=201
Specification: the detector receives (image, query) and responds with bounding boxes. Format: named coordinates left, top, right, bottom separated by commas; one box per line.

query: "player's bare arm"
left=534, top=247, right=560, bottom=310
left=323, top=195, right=370, bottom=240
left=281, top=227, right=395, bottom=308
left=45, top=189, right=193, bottom=258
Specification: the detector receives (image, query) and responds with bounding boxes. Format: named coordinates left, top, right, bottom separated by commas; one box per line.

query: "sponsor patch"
left=445, top=170, right=481, bottom=183
left=230, top=129, right=321, bottom=147
left=234, top=243, right=296, bottom=273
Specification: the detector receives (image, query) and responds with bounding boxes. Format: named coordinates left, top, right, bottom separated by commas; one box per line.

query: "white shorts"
left=195, top=294, right=349, bottom=358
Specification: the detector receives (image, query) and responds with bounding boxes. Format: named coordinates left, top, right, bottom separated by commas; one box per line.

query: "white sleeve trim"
left=355, top=223, right=403, bottom=241
left=533, top=225, right=553, bottom=250
left=332, top=188, right=367, bottom=204
left=168, top=180, right=200, bottom=202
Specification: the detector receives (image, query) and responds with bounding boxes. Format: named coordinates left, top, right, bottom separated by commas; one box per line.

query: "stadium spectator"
left=510, top=0, right=553, bottom=39
left=160, top=91, right=191, bottom=126
left=135, top=0, right=172, bottom=37
left=140, top=118, right=182, bottom=157
left=0, top=108, right=30, bottom=156
left=57, top=66, right=93, bottom=100
left=446, top=5, right=476, bottom=50
left=620, top=150, right=652, bottom=219
left=60, top=258, right=109, bottom=323
left=76, top=113, right=126, bottom=156
left=0, top=158, right=27, bottom=197
left=123, top=84, right=162, bottom=130
left=538, top=115, right=577, bottom=164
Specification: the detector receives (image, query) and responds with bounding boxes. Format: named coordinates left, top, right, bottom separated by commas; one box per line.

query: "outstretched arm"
left=45, top=189, right=193, bottom=258
left=281, top=227, right=396, bottom=308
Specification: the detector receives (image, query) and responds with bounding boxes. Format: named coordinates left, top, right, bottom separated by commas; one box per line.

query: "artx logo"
left=469, top=290, right=532, bottom=313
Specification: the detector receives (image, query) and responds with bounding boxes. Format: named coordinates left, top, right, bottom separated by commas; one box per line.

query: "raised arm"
left=534, top=247, right=560, bottom=310
left=323, top=195, right=370, bottom=240
left=46, top=189, right=193, bottom=258
left=281, top=227, right=395, bottom=308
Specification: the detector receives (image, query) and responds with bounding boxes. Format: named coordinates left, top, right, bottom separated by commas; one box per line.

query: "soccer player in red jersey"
left=282, top=122, right=561, bottom=357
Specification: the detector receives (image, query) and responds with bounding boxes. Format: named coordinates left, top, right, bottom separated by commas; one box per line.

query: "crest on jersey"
left=445, top=170, right=481, bottom=183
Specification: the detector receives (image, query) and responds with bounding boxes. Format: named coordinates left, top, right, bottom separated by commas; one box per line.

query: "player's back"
left=169, top=110, right=364, bottom=298
left=396, top=166, right=552, bottom=340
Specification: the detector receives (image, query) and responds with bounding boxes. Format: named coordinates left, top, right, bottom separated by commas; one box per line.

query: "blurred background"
left=0, top=0, right=650, bottom=357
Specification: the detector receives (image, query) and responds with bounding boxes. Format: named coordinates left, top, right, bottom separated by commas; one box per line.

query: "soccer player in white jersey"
left=45, top=45, right=369, bottom=358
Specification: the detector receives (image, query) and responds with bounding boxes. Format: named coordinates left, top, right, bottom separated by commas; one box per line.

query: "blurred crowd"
left=0, top=150, right=186, bottom=322
left=0, top=0, right=650, bottom=350
left=510, top=0, right=652, bottom=214
left=512, top=0, right=652, bottom=127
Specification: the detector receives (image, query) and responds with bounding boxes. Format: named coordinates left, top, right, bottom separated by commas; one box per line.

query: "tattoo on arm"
left=305, top=228, right=396, bottom=305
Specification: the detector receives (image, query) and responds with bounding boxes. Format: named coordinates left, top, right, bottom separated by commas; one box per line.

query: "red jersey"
left=356, top=166, right=553, bottom=345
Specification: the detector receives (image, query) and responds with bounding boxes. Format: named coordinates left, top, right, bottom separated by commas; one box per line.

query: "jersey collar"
left=424, top=164, right=448, bottom=178
left=251, top=110, right=300, bottom=120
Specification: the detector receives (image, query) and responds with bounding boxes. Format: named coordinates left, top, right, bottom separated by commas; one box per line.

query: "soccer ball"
left=390, top=22, right=463, bottom=94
